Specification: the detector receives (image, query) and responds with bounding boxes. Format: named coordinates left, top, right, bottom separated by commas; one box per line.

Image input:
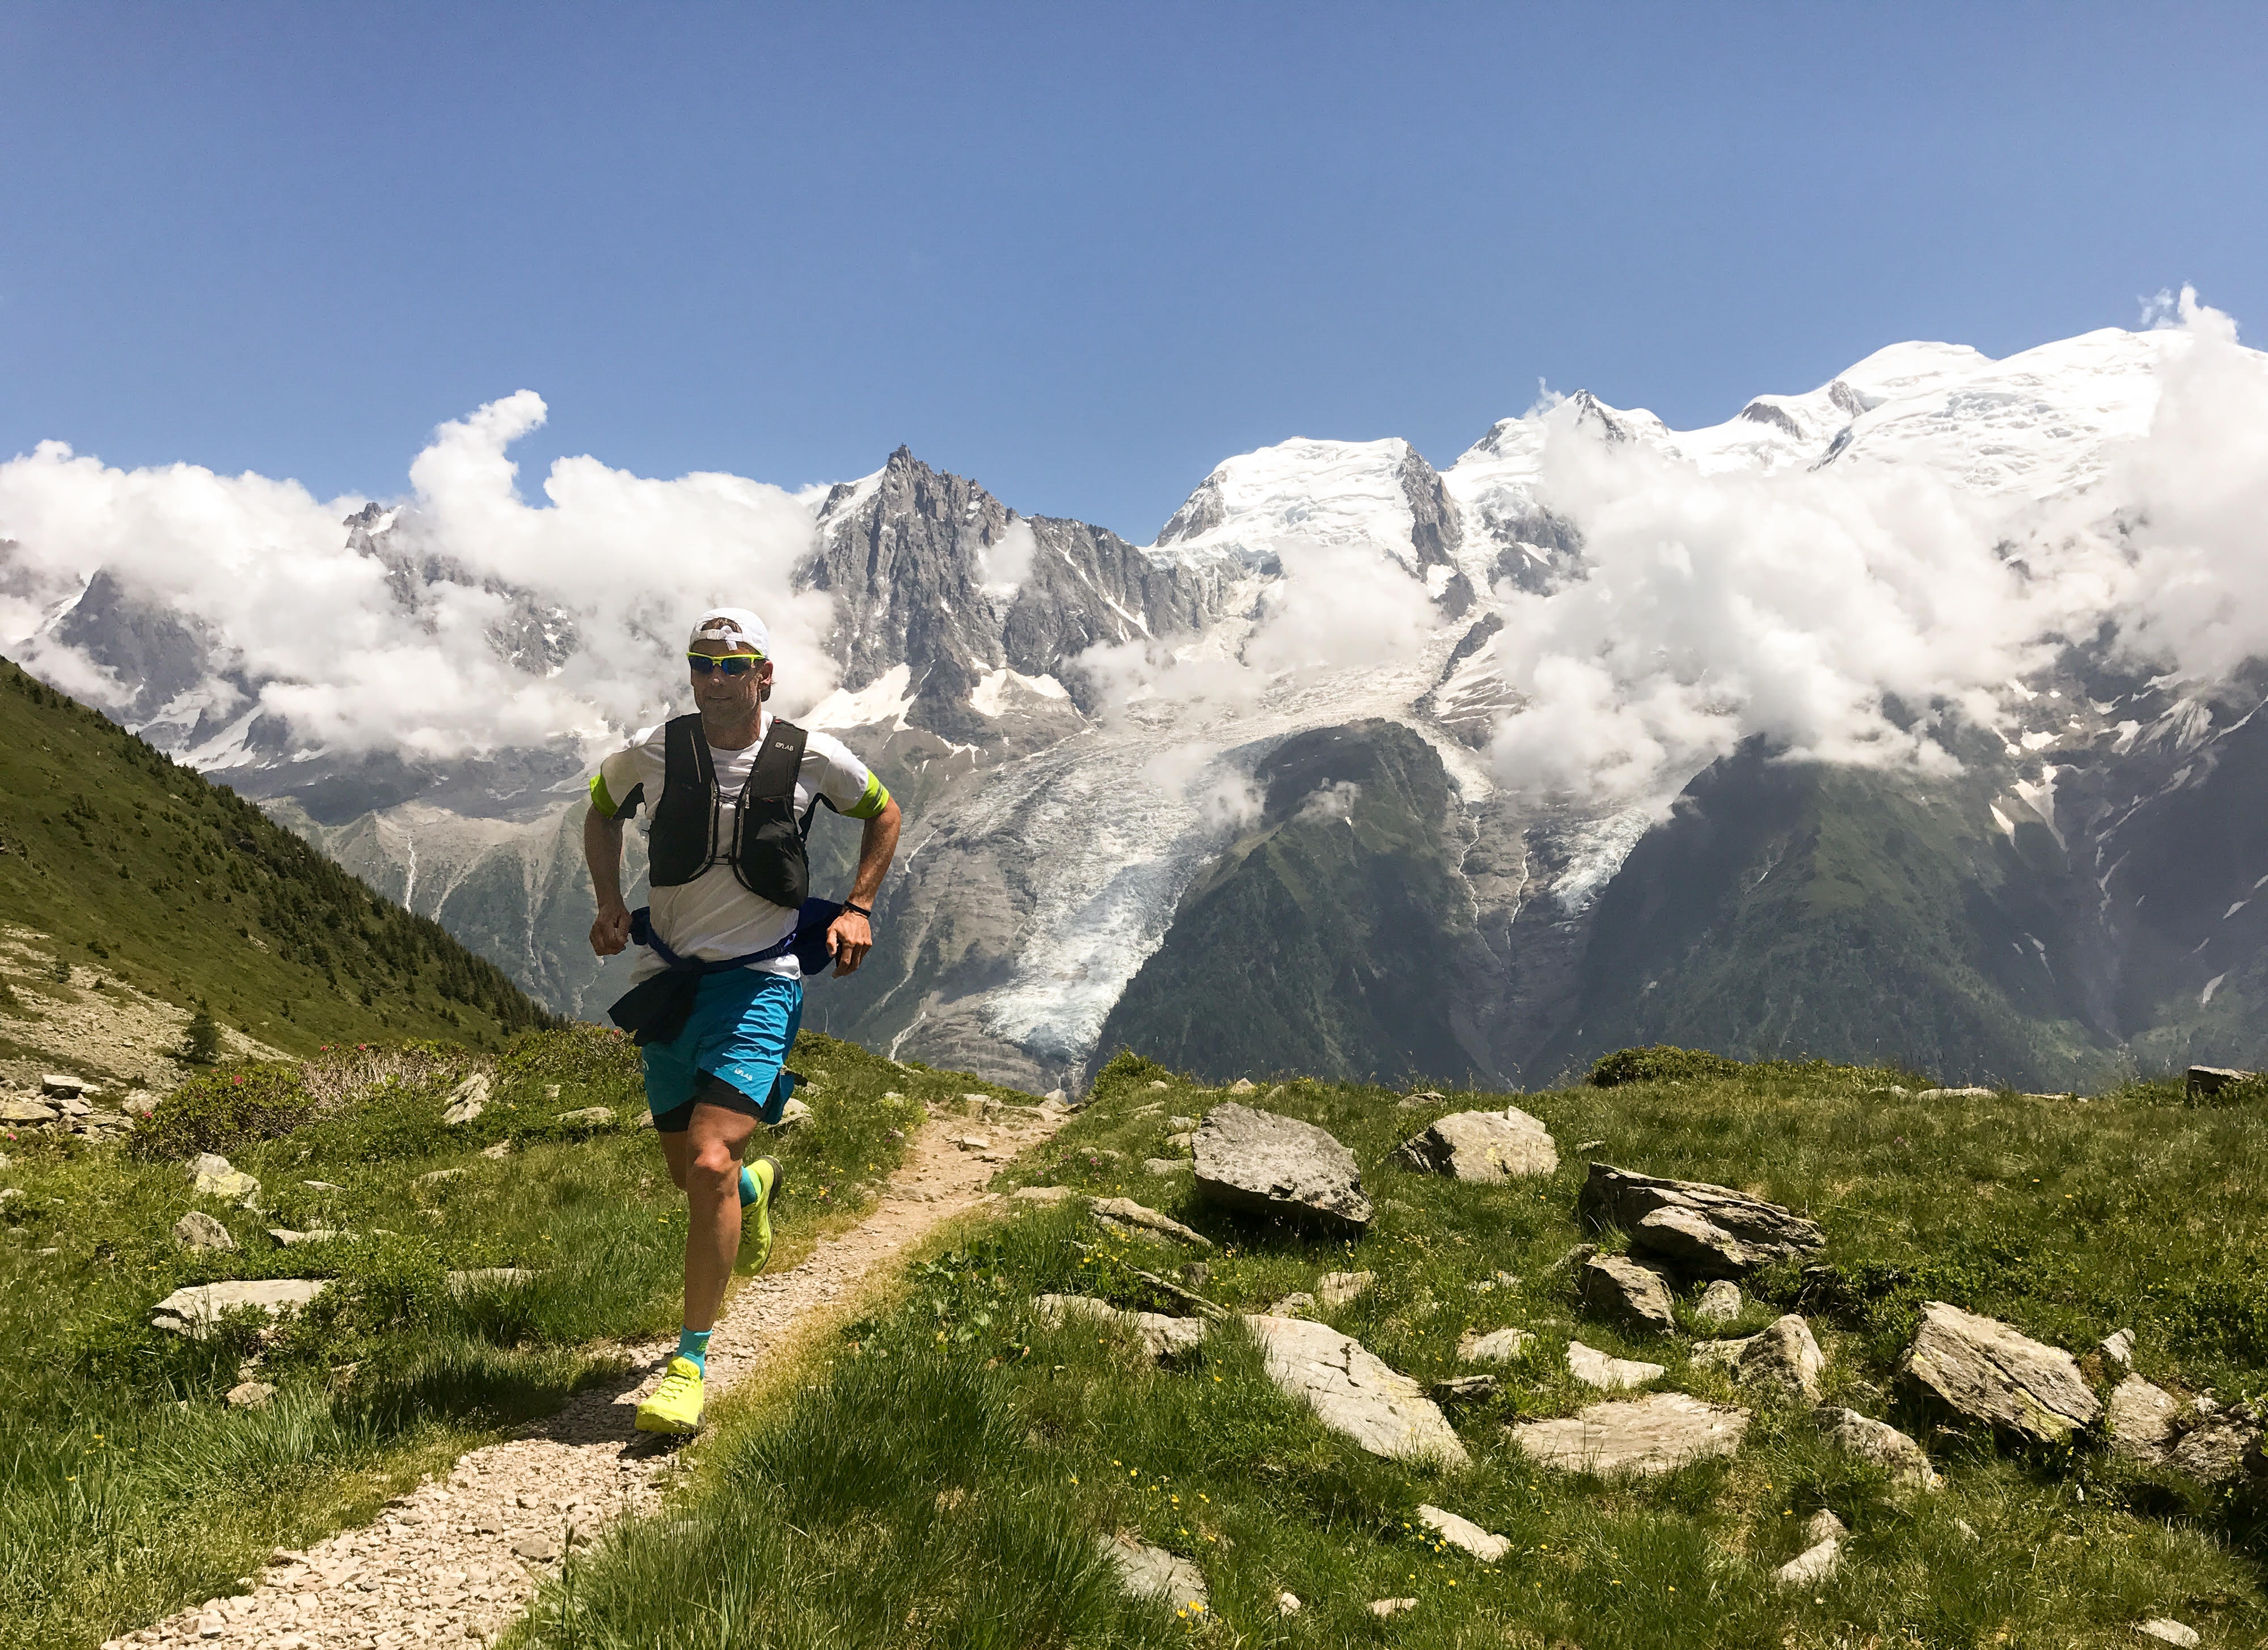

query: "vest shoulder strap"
left=662, top=714, right=717, bottom=793
left=749, top=718, right=807, bottom=802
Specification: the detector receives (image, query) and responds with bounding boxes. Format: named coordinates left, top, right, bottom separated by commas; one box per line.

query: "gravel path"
left=116, top=1101, right=1069, bottom=1650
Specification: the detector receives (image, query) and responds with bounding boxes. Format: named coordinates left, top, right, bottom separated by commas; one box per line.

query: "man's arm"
left=585, top=804, right=633, bottom=957
left=825, top=796, right=901, bottom=976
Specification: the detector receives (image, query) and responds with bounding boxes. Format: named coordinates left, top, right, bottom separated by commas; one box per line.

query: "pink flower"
left=233, top=1075, right=246, bottom=1086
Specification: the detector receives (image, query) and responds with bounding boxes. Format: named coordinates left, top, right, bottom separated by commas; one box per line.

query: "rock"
left=1167, top=1115, right=1197, bottom=1129
left=1775, top=1528, right=1842, bottom=1589
left=1509, top=1393, right=1751, bottom=1476
left=951, top=1135, right=992, bottom=1152
left=301, top=1181, right=343, bottom=1192
left=1431, top=1374, right=1500, bottom=1403
left=2137, top=1618, right=2201, bottom=1648
left=2102, top=1327, right=2135, bottom=1370
left=1089, top=1197, right=1212, bottom=1247
left=151, top=1278, right=328, bottom=1339
left=2109, top=1374, right=2182, bottom=1465
left=1369, top=1598, right=1417, bottom=1617
left=1316, top=1270, right=1374, bottom=1308
left=172, top=1211, right=235, bottom=1251
left=1036, top=1294, right=1207, bottom=1359
left=1012, top=1185, right=1075, bottom=1204
left=513, top=1534, right=559, bottom=1563
left=1695, top=1280, right=1743, bottom=1325
left=1739, top=1315, right=1826, bottom=1401
left=40, top=1073, right=87, bottom=1098
left=441, top=1072, right=489, bottom=1125
left=225, top=1380, right=275, bottom=1410
left=1142, top=1158, right=1182, bottom=1177
left=1916, top=1086, right=1995, bottom=1099
left=446, top=1267, right=536, bottom=1294
left=481, top=1139, right=513, bottom=1160
left=1243, top=1314, right=1468, bottom=1466
left=1227, top=1078, right=1258, bottom=1095
left=1898, top=1301, right=2101, bottom=1443
left=1, top=1098, right=58, bottom=1123
left=2173, top=1408, right=2263, bottom=1482
left=772, top=1097, right=813, bottom=1128
left=2186, top=1065, right=2254, bottom=1099
left=1191, top=1103, right=1371, bottom=1232
left=1815, top=1407, right=1941, bottom=1491
left=1579, top=1163, right=1825, bottom=1277
left=1417, top=1503, right=1510, bottom=1562
left=1568, top=1340, right=1664, bottom=1389
left=1457, top=1327, right=1535, bottom=1363
left=1579, top=1254, right=1677, bottom=1336
left=187, top=1154, right=260, bottom=1204
left=1163, top=1132, right=1195, bottom=1150
left=1179, top=1262, right=1211, bottom=1287
left=267, top=1228, right=345, bottom=1246
left=1392, top=1107, right=1559, bottom=1182
left=556, top=1106, right=613, bottom=1127
left=415, top=1167, right=468, bottom=1187
left=1045, top=1088, right=1068, bottom=1103
left=1276, top=1590, right=1301, bottom=1615
left=1399, top=1089, right=1447, bottom=1109
left=1096, top=1533, right=1208, bottom=1613
left=1265, top=1292, right=1316, bottom=1318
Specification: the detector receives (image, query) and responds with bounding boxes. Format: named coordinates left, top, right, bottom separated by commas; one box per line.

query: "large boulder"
left=1736, top=1315, right=1825, bottom=1402
left=1896, top=1302, right=2100, bottom=1444
left=150, top=1278, right=328, bottom=1339
left=1816, top=1407, right=1941, bottom=1491
left=1579, top=1254, right=1677, bottom=1336
left=1192, top=1105, right=1371, bottom=1232
left=1508, top=1393, right=1750, bottom=1477
left=1579, top=1164, right=1824, bottom=1278
left=2186, top=1065, right=2255, bottom=1099
left=1243, top=1314, right=1467, bottom=1466
left=2108, top=1375, right=2264, bottom=1483
left=1393, top=1107, right=1558, bottom=1183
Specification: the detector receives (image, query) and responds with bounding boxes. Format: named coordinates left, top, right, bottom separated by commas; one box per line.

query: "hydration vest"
left=644, top=713, right=812, bottom=909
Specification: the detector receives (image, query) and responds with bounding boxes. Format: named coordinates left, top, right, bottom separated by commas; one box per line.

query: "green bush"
left=175, top=1006, right=222, bottom=1065
left=1587, top=1043, right=1749, bottom=1087
left=127, top=1062, right=312, bottom=1160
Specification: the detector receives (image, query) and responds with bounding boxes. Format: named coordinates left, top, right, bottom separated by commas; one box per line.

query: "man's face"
left=690, top=640, right=772, bottom=717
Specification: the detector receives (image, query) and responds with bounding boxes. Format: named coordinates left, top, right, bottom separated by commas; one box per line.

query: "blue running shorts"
left=640, top=970, right=803, bottom=1128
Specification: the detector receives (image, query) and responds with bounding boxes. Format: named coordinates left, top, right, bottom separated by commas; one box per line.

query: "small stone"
left=1227, top=1078, right=1257, bottom=1095
left=1144, top=1081, right=1171, bottom=1091
left=0, top=1098, right=58, bottom=1123
left=556, top=1106, right=613, bottom=1127
left=1815, top=1406, right=1941, bottom=1491
left=1568, top=1340, right=1665, bottom=1389
left=1012, top=1185, right=1075, bottom=1204
left=1738, top=1315, right=1826, bottom=1402
left=951, top=1135, right=992, bottom=1152
left=1036, top=1294, right=1207, bottom=1360
left=1775, top=1533, right=1840, bottom=1589
left=1579, top=1164, right=1824, bottom=1277
left=151, top=1278, right=329, bottom=1339
left=268, top=1228, right=345, bottom=1246
left=1417, top=1503, right=1510, bottom=1561
left=2102, top=1327, right=2135, bottom=1370
left=1457, top=1327, right=1534, bottom=1364
left=1431, top=1373, right=1500, bottom=1403
left=1244, top=1313, right=1468, bottom=1466
left=1143, top=1158, right=1182, bottom=1177
left=1316, top=1270, right=1374, bottom=1307
left=1579, top=1254, right=1677, bottom=1336
left=1369, top=1598, right=1417, bottom=1617
left=441, top=1072, right=489, bottom=1126
left=172, top=1211, right=235, bottom=1251
left=480, top=1140, right=513, bottom=1160
left=225, top=1380, right=276, bottom=1409
left=1096, top=1533, right=1208, bottom=1611
left=2137, top=1618, right=2201, bottom=1648
left=1276, top=1591, right=1301, bottom=1615
left=1089, top=1196, right=1212, bottom=1247
left=772, top=1097, right=813, bottom=1128
left=188, top=1153, right=261, bottom=1204
left=512, top=1534, right=558, bottom=1563
left=1695, top=1279, right=1742, bottom=1324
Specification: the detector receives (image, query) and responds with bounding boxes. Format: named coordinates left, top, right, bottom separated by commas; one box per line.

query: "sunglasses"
left=686, top=652, right=765, bottom=676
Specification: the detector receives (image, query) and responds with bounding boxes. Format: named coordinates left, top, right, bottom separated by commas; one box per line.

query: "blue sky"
left=3, top=3, right=2263, bottom=541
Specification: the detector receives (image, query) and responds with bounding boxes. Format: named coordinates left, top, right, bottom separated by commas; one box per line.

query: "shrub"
left=497, top=1021, right=642, bottom=1090
left=175, top=1007, right=222, bottom=1065
left=127, top=1063, right=312, bottom=1160
left=1587, top=1043, right=1748, bottom=1087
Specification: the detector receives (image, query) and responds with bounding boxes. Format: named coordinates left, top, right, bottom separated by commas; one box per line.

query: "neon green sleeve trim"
left=843, top=772, right=892, bottom=820
left=588, top=772, right=617, bottom=817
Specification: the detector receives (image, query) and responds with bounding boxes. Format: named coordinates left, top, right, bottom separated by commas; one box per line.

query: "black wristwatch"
left=842, top=901, right=872, bottom=918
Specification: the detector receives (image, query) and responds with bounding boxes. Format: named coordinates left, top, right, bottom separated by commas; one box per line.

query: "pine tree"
left=178, top=1005, right=222, bottom=1065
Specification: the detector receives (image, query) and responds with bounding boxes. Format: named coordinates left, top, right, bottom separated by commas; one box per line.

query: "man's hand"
left=825, top=908, right=873, bottom=976
left=590, top=899, right=632, bottom=958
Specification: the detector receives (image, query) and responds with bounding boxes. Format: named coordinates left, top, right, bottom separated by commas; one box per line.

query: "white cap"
left=687, top=607, right=770, bottom=655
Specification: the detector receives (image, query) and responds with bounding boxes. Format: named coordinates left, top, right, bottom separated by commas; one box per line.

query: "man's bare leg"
left=666, top=1101, right=757, bottom=1332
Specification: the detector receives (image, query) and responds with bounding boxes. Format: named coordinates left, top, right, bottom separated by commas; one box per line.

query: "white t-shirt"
left=592, top=712, right=887, bottom=981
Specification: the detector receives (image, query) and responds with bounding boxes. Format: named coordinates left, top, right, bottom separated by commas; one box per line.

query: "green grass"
left=0, top=1026, right=930, bottom=1650
left=520, top=1050, right=2268, bottom=1649
left=0, top=654, right=550, bottom=1055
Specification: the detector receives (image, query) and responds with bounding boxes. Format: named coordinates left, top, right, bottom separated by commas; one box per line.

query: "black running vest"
left=644, top=714, right=811, bottom=908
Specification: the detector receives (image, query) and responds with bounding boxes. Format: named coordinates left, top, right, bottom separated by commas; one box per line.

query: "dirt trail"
left=120, top=1102, right=1069, bottom=1650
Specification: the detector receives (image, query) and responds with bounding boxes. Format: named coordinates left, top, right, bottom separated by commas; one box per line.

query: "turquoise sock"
left=738, top=1165, right=759, bottom=1208
left=676, top=1326, right=712, bottom=1374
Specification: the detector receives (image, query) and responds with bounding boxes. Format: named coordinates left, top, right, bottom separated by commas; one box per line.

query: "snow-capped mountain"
left=6, top=302, right=2264, bottom=1090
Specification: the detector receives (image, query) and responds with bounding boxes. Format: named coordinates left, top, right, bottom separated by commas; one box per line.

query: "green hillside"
left=0, top=657, right=552, bottom=1053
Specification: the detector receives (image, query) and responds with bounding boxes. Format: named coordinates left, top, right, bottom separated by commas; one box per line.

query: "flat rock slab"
left=1817, top=1406, right=1941, bottom=1491
left=1458, top=1327, right=1535, bottom=1363
left=1097, top=1533, right=1209, bottom=1612
left=1417, top=1503, right=1509, bottom=1562
left=1393, top=1107, right=1558, bottom=1183
left=151, top=1278, right=329, bottom=1339
left=41, top=1073, right=88, bottom=1097
left=1012, top=1185, right=1075, bottom=1204
left=1037, top=1294, right=1208, bottom=1360
left=1579, top=1254, right=1676, bottom=1335
left=1088, top=1196, right=1215, bottom=1242
left=1898, top=1301, right=2100, bottom=1444
left=2138, top=1618, right=2202, bottom=1648
left=2186, top=1065, right=2254, bottom=1099
left=1509, top=1393, right=1750, bottom=1477
left=1192, top=1104, right=1371, bottom=1232
left=1568, top=1340, right=1663, bottom=1389
left=1244, top=1314, right=1467, bottom=1467
left=0, top=1098, right=57, bottom=1123
left=1579, top=1164, right=1824, bottom=1278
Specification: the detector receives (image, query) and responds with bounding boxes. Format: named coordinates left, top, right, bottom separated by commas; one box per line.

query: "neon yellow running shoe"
left=746, top=1156, right=782, bottom=1274
left=635, top=1356, right=706, bottom=1435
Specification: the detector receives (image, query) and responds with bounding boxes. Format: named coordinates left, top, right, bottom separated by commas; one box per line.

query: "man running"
left=584, top=607, right=901, bottom=1434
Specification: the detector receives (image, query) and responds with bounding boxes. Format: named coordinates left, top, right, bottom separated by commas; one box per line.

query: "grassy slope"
left=0, top=1027, right=950, bottom=1650
left=530, top=1053, right=2268, bottom=1649
left=0, top=655, right=549, bottom=1056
